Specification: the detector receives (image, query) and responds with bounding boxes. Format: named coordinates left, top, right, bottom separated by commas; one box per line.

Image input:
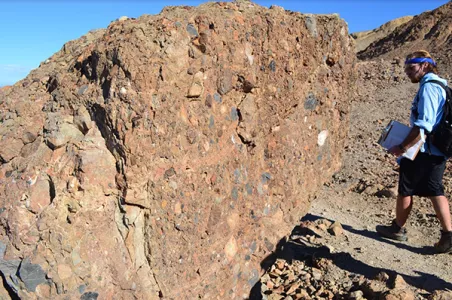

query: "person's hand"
left=388, top=144, right=405, bottom=157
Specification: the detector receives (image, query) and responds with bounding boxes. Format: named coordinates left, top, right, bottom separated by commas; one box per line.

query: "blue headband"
left=405, top=57, right=436, bottom=66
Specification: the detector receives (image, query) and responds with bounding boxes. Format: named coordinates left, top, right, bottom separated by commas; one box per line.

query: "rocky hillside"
left=358, top=1, right=452, bottom=75
left=0, top=1, right=356, bottom=299
left=351, top=16, right=413, bottom=53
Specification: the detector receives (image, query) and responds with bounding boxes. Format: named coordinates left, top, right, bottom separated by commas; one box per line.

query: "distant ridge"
left=351, top=16, right=413, bottom=53
left=357, top=1, right=452, bottom=72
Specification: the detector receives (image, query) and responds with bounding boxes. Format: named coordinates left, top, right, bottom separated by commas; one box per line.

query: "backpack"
left=424, top=80, right=452, bottom=157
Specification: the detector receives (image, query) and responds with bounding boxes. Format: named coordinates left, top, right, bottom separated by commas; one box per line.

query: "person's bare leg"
left=430, top=196, right=452, bottom=232
left=396, top=195, right=413, bottom=227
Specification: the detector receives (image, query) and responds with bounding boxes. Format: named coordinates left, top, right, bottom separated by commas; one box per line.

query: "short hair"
left=405, top=50, right=438, bottom=74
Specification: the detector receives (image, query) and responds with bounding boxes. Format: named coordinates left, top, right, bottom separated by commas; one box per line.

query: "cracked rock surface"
left=0, top=1, right=356, bottom=299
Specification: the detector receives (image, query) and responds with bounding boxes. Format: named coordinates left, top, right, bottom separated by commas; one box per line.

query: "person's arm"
left=388, top=126, right=421, bottom=156
left=388, top=82, right=442, bottom=157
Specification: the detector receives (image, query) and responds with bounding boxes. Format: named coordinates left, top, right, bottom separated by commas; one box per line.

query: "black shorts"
left=399, top=152, right=447, bottom=197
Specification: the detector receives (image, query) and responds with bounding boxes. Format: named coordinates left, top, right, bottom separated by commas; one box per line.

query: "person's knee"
left=429, top=195, right=448, bottom=203
left=397, top=195, right=412, bottom=204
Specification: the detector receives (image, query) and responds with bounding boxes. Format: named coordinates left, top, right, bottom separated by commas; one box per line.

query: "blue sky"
left=0, top=0, right=448, bottom=87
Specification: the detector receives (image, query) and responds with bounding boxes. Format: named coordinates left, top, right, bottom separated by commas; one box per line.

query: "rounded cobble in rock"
left=311, top=268, right=322, bottom=280
left=349, top=290, right=364, bottom=300
left=328, top=222, right=344, bottom=236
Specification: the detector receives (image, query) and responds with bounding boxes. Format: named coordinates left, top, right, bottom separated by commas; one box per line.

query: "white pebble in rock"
left=317, top=130, right=329, bottom=146
left=349, top=290, right=364, bottom=300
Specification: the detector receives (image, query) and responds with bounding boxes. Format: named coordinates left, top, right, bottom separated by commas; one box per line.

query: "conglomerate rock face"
left=0, top=1, right=356, bottom=299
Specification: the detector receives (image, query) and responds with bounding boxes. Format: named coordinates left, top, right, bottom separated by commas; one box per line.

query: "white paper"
left=378, top=120, right=424, bottom=160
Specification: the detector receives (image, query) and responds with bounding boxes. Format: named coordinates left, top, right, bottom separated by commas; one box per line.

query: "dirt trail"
left=308, top=71, right=452, bottom=292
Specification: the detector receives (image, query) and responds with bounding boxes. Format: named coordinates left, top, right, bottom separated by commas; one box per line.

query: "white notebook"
left=378, top=120, right=424, bottom=160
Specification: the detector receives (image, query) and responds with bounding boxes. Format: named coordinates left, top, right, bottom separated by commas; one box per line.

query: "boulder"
left=0, top=1, right=356, bottom=299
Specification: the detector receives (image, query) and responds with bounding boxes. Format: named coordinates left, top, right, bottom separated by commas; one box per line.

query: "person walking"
left=376, top=50, right=452, bottom=253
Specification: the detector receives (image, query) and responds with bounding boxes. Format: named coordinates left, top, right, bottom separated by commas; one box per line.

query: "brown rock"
left=0, top=138, right=23, bottom=162
left=0, top=2, right=356, bottom=299
left=187, top=71, right=204, bottom=98
left=328, top=222, right=344, bottom=236
left=286, top=282, right=300, bottom=295
left=276, top=259, right=286, bottom=270
left=311, top=267, right=322, bottom=280
left=318, top=218, right=333, bottom=228
left=20, top=136, right=42, bottom=158
left=28, top=176, right=52, bottom=214
left=45, top=122, right=84, bottom=150
left=217, top=68, right=233, bottom=95
left=296, top=290, right=311, bottom=299
left=375, top=271, right=390, bottom=282
left=57, top=264, right=73, bottom=280
left=21, top=131, right=37, bottom=144
left=392, top=275, right=407, bottom=289
left=73, top=106, right=92, bottom=134
left=304, top=222, right=326, bottom=237
left=361, top=279, right=386, bottom=298
left=382, top=289, right=415, bottom=300
left=317, top=223, right=329, bottom=231
left=428, top=290, right=452, bottom=300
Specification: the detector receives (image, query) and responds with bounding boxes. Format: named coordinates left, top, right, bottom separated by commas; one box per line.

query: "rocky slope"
left=351, top=16, right=413, bottom=53
left=358, top=1, right=452, bottom=75
left=0, top=1, right=356, bottom=299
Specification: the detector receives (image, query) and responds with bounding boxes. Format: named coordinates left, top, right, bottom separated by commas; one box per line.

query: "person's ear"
left=421, top=62, right=428, bottom=71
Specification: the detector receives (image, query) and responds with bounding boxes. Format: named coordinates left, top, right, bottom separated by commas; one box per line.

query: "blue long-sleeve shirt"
left=410, top=72, right=447, bottom=157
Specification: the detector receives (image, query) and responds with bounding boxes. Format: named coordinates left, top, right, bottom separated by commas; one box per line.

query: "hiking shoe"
left=376, top=220, right=408, bottom=241
left=434, top=230, right=452, bottom=253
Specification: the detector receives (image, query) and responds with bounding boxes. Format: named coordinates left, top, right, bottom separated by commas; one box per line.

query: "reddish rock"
left=382, top=289, right=415, bottom=300
left=392, top=274, right=407, bottom=289
left=0, top=138, right=23, bottom=163
left=28, top=176, right=52, bottom=214
left=0, top=1, right=356, bottom=299
left=428, top=290, right=452, bottom=300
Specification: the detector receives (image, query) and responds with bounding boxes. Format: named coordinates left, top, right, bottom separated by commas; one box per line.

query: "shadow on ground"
left=248, top=213, right=452, bottom=300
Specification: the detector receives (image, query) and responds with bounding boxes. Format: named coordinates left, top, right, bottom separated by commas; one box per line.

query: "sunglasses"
left=404, top=64, right=421, bottom=72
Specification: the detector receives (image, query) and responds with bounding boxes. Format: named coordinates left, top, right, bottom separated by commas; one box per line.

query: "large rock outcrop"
left=0, top=1, right=356, bottom=299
